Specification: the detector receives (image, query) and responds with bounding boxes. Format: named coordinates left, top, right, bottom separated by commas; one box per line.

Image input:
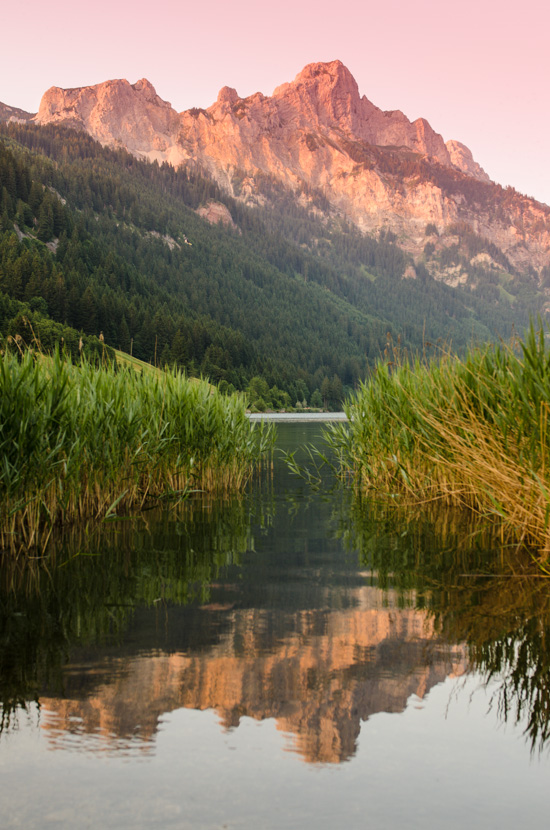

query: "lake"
left=1, top=420, right=549, bottom=829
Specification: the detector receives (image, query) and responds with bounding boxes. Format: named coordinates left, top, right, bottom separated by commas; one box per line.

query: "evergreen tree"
left=118, top=315, right=131, bottom=352
left=36, top=195, right=54, bottom=242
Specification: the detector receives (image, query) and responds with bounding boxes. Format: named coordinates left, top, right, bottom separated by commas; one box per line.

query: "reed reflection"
left=338, top=497, right=550, bottom=753
left=2, top=471, right=550, bottom=765
left=0, top=495, right=253, bottom=736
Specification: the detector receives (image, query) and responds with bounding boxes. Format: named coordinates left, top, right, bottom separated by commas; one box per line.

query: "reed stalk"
left=0, top=349, right=274, bottom=553
left=326, top=323, right=550, bottom=558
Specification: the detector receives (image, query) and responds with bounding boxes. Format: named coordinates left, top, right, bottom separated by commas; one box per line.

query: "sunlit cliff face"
left=40, top=587, right=466, bottom=764
left=32, top=60, right=550, bottom=272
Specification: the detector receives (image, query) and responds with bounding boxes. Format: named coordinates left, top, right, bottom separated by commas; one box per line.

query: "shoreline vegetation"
left=0, top=347, right=274, bottom=554
left=326, top=323, right=550, bottom=560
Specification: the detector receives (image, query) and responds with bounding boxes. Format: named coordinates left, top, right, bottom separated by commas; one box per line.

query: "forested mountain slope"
left=28, top=60, right=550, bottom=276
left=0, top=122, right=544, bottom=405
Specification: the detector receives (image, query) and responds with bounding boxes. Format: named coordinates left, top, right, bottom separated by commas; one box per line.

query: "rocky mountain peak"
left=26, top=61, right=546, bottom=271
left=446, top=139, right=490, bottom=183
left=131, top=78, right=170, bottom=107
left=273, top=59, right=361, bottom=128
left=31, top=62, right=489, bottom=185
left=216, top=86, right=239, bottom=106
left=35, top=78, right=181, bottom=161
left=276, top=59, right=359, bottom=97
left=0, top=102, right=34, bottom=123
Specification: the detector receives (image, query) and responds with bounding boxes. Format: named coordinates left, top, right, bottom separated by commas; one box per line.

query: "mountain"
left=0, top=63, right=548, bottom=406
left=0, top=101, right=35, bottom=123
left=28, top=60, right=550, bottom=276
left=33, top=61, right=486, bottom=178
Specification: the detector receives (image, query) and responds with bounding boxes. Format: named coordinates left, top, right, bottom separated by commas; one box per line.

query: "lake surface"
left=1, top=421, right=550, bottom=829
left=248, top=412, right=348, bottom=422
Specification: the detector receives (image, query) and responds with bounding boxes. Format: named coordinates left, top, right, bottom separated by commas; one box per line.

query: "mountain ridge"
left=2, top=61, right=550, bottom=283
left=12, top=59, right=547, bottom=276
left=2, top=118, right=539, bottom=407
left=31, top=60, right=489, bottom=181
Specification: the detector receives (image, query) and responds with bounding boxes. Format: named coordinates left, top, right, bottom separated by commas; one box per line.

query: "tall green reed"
left=0, top=349, right=274, bottom=552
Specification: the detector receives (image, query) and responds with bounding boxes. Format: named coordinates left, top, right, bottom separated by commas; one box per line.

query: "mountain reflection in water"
left=1, top=422, right=549, bottom=771
left=39, top=595, right=465, bottom=763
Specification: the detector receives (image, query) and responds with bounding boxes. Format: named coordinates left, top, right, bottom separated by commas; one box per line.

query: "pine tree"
left=1, top=209, right=12, bottom=233
left=118, top=316, right=131, bottom=352
left=80, top=286, right=97, bottom=334
left=28, top=181, right=43, bottom=215
left=37, top=196, right=54, bottom=242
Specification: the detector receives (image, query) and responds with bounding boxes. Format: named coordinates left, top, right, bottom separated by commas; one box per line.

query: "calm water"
left=1, top=422, right=550, bottom=829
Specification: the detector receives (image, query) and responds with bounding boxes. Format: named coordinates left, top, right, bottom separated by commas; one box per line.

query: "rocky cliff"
left=29, top=61, right=550, bottom=273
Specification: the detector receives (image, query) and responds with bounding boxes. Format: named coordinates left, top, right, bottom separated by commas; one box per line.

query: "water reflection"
left=1, top=423, right=550, bottom=769
left=0, top=495, right=254, bottom=735
left=37, top=594, right=465, bottom=763
left=338, top=496, right=550, bottom=753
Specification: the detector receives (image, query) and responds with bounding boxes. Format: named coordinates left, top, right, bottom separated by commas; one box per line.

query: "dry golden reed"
left=326, top=323, right=550, bottom=558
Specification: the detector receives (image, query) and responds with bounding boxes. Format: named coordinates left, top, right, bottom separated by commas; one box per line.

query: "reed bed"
left=326, top=324, right=550, bottom=558
left=0, top=349, right=273, bottom=552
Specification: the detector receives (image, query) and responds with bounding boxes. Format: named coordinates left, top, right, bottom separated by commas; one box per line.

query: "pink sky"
left=2, top=0, right=549, bottom=204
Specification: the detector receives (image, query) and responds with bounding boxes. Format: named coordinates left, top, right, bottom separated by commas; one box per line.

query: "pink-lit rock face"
left=196, top=200, right=238, bottom=230
left=33, top=60, right=550, bottom=270
left=34, top=61, right=482, bottom=178
left=0, top=101, right=35, bottom=123
left=271, top=61, right=454, bottom=167
left=40, top=591, right=466, bottom=764
left=446, top=139, right=490, bottom=182
left=36, top=78, right=183, bottom=162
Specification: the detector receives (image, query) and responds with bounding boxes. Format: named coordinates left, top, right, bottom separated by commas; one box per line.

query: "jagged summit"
left=8, top=59, right=548, bottom=270
left=293, top=58, right=354, bottom=82
left=271, top=59, right=365, bottom=136
left=35, top=76, right=182, bottom=162
left=32, top=60, right=484, bottom=177
left=268, top=60, right=454, bottom=167
left=273, top=59, right=360, bottom=101
left=216, top=86, right=239, bottom=105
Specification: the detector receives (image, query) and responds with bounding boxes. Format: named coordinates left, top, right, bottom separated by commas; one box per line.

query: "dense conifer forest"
left=0, top=123, right=543, bottom=407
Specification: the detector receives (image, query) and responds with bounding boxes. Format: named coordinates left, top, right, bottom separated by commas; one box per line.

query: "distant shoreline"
left=247, top=412, right=347, bottom=422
